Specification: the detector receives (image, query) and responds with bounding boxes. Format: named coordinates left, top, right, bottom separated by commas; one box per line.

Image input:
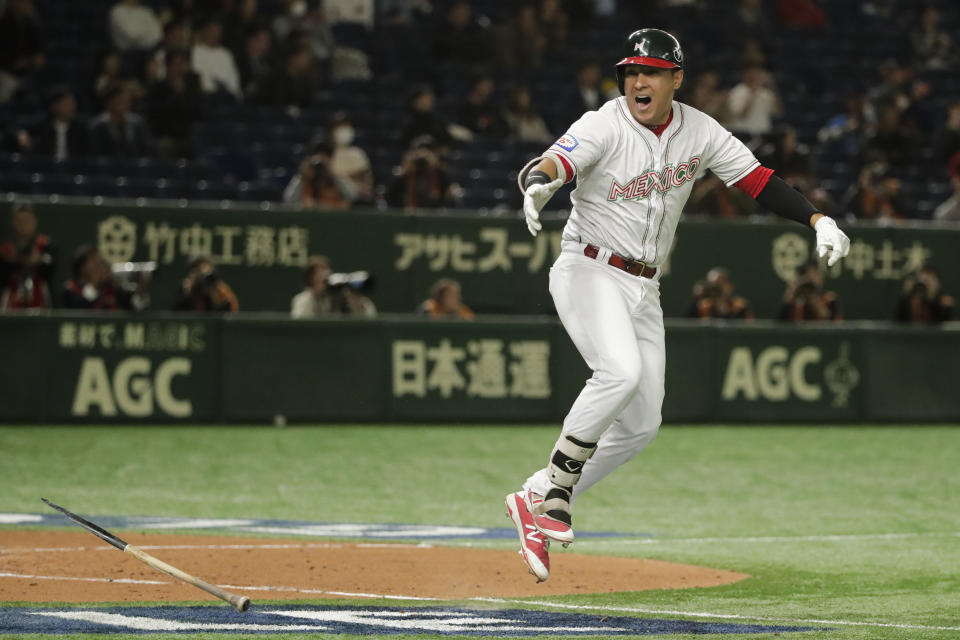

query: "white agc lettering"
left=71, top=357, right=193, bottom=417
left=722, top=346, right=823, bottom=403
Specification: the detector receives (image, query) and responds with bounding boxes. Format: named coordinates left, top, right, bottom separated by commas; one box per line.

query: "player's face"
left=624, top=66, right=683, bottom=126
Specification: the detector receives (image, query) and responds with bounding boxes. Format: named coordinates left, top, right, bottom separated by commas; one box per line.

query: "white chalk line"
left=470, top=598, right=960, bottom=633
left=0, top=571, right=167, bottom=585
left=0, top=570, right=435, bottom=601
left=581, top=531, right=960, bottom=545
left=2, top=570, right=957, bottom=632
left=0, top=541, right=433, bottom=554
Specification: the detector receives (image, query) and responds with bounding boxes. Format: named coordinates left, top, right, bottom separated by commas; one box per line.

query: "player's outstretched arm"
left=750, top=172, right=851, bottom=266
left=518, top=158, right=564, bottom=237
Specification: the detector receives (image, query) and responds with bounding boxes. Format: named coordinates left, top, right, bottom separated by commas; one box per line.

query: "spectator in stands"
left=776, top=0, right=827, bottom=28
left=910, top=6, right=953, bottom=71
left=431, top=1, right=492, bottom=64
left=255, top=44, right=317, bottom=107
left=932, top=157, right=960, bottom=222
left=17, top=86, right=88, bottom=160
left=896, top=265, right=955, bottom=323
left=864, top=105, right=911, bottom=165
left=498, top=4, right=547, bottom=70
left=62, top=246, right=143, bottom=310
left=89, top=83, right=153, bottom=157
left=173, top=253, right=239, bottom=312
left=272, top=0, right=334, bottom=83
left=817, top=91, right=875, bottom=159
left=901, top=78, right=937, bottom=137
left=291, top=255, right=376, bottom=317
left=845, top=162, right=908, bottom=220
left=934, top=101, right=960, bottom=167
left=291, top=254, right=333, bottom=317
left=147, top=49, right=203, bottom=158
left=0, top=204, right=55, bottom=310
left=294, top=139, right=353, bottom=209
left=758, top=126, right=814, bottom=190
left=457, top=74, right=507, bottom=138
left=724, top=0, right=774, bottom=52
left=0, top=0, right=45, bottom=103
left=726, top=63, right=782, bottom=137
left=192, top=15, right=242, bottom=101
left=689, top=71, right=729, bottom=123
left=148, top=20, right=192, bottom=81
left=109, top=0, right=163, bottom=52
left=418, top=278, right=474, bottom=319
left=93, top=49, right=144, bottom=109
left=687, top=267, right=754, bottom=321
left=222, top=0, right=259, bottom=54
left=778, top=260, right=842, bottom=322
left=503, top=84, right=552, bottom=144
left=569, top=60, right=605, bottom=117
left=387, top=135, right=462, bottom=211
left=867, top=59, right=913, bottom=112
left=236, top=24, right=272, bottom=98
left=538, top=0, right=569, bottom=49
left=739, top=38, right=767, bottom=67
left=328, top=111, right=374, bottom=204
left=399, top=84, right=452, bottom=148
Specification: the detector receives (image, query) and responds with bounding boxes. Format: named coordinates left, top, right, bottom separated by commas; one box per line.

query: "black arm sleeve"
left=524, top=169, right=551, bottom=189
left=755, top=174, right=819, bottom=225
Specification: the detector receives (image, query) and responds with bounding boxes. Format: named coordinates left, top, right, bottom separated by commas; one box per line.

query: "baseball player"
left=505, top=28, right=851, bottom=582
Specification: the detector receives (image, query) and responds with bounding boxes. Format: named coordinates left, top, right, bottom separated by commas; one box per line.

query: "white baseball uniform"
left=523, top=97, right=761, bottom=499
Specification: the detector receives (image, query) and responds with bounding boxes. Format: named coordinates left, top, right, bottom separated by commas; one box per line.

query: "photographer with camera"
left=778, top=259, right=842, bottom=322
left=172, top=254, right=238, bottom=312
left=293, top=139, right=354, bottom=210
left=895, top=265, right=955, bottom=324
left=386, top=135, right=462, bottom=211
left=61, top=245, right=148, bottom=311
left=417, top=278, right=474, bottom=319
left=291, top=254, right=376, bottom=318
left=687, top=267, right=754, bottom=321
left=0, top=203, right=56, bottom=310
left=846, top=160, right=909, bottom=221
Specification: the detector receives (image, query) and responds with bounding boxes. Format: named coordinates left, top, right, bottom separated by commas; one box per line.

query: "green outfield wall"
left=28, top=202, right=960, bottom=319
left=2, top=313, right=958, bottom=423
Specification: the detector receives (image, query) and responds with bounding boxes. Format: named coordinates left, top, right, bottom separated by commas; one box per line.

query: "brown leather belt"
left=583, top=244, right=657, bottom=278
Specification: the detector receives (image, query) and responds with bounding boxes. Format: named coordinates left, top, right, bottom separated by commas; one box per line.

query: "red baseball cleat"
left=505, top=491, right=550, bottom=582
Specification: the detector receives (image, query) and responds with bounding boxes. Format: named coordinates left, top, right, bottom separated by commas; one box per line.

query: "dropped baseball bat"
left=41, top=498, right=250, bottom=612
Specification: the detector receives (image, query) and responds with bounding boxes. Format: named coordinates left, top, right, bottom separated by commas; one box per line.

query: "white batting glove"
left=523, top=177, right=563, bottom=236
left=814, top=216, right=850, bottom=267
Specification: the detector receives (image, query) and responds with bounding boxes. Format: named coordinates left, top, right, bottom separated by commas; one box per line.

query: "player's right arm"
left=516, top=110, right=613, bottom=236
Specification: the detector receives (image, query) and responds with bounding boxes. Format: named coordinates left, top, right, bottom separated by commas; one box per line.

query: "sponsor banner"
left=29, top=203, right=960, bottom=318
left=3, top=314, right=959, bottom=422
left=0, top=605, right=823, bottom=636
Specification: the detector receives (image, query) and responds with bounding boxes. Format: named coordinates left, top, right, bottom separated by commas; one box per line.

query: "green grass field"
left=2, top=424, right=959, bottom=639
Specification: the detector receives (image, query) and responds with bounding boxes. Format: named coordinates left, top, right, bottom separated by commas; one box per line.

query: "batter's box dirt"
left=0, top=530, right=747, bottom=603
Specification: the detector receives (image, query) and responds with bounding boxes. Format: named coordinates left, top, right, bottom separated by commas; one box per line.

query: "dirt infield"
left=0, top=530, right=747, bottom=602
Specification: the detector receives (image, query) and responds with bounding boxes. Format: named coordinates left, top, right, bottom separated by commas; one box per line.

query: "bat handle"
left=125, top=545, right=251, bottom=612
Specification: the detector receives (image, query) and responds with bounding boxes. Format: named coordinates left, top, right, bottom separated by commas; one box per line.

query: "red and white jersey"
left=544, top=97, right=759, bottom=265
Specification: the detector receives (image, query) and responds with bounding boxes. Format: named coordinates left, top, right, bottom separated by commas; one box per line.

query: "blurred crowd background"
left=0, top=0, right=957, bottom=321
left=1, top=0, right=959, bottom=217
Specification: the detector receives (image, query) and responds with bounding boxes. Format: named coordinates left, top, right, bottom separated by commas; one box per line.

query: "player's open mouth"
left=635, top=96, right=652, bottom=106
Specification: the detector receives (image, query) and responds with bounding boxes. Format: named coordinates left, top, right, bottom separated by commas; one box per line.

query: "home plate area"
left=0, top=605, right=824, bottom=635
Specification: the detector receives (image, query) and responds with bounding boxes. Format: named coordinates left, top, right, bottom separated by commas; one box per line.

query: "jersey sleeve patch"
left=552, top=134, right=579, bottom=153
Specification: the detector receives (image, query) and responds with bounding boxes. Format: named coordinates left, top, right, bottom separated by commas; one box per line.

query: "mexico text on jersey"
left=607, top=157, right=701, bottom=201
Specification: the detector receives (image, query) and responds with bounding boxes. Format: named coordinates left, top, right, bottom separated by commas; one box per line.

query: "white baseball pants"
left=524, top=240, right=666, bottom=499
